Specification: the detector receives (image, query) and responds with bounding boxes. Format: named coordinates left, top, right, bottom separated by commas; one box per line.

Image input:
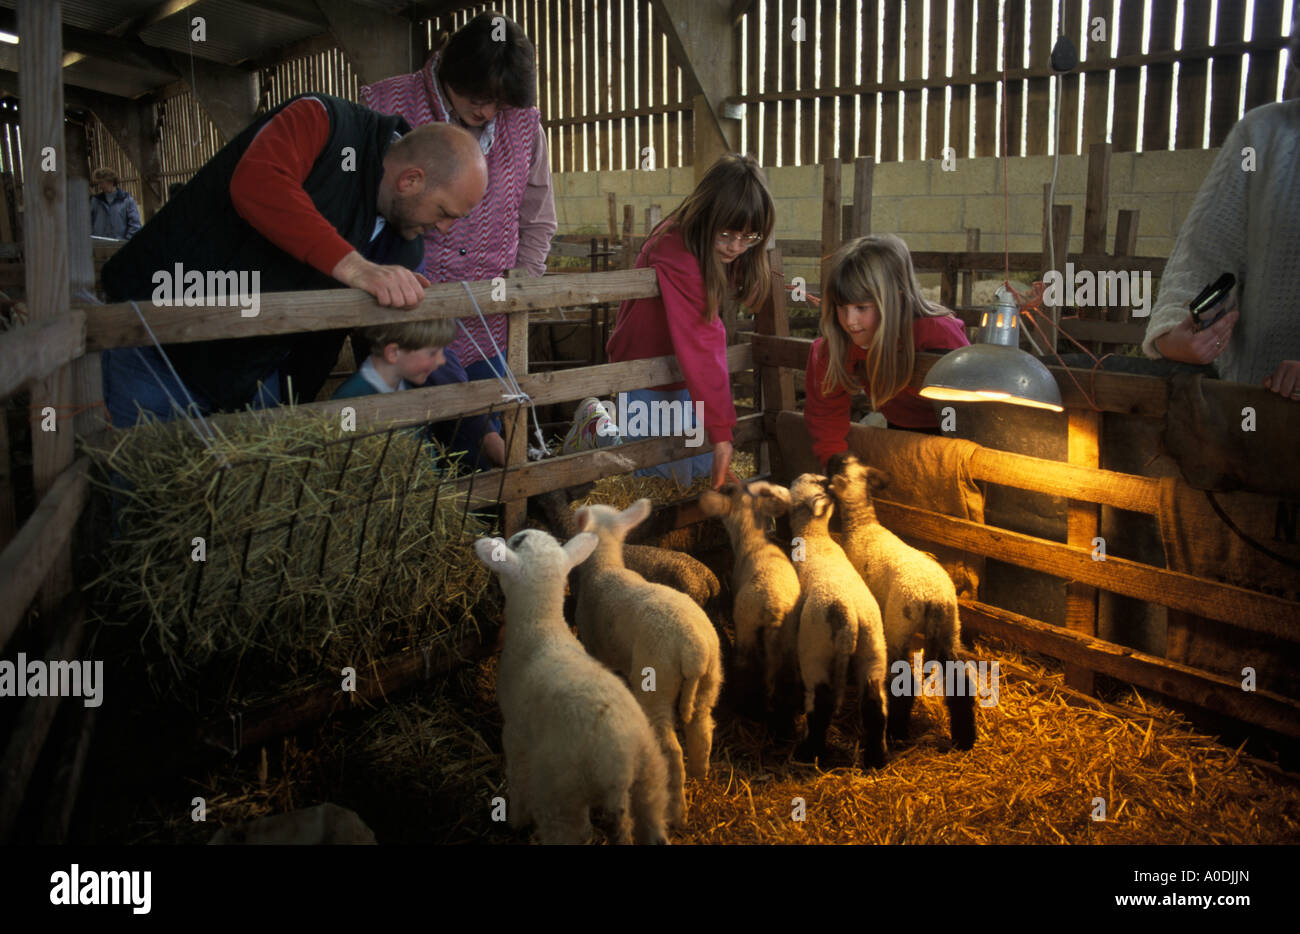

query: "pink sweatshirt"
left=606, top=225, right=736, bottom=444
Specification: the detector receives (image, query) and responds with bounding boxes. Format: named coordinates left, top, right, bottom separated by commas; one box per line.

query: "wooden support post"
left=1043, top=203, right=1071, bottom=352
left=821, top=159, right=842, bottom=280
left=850, top=157, right=874, bottom=239
left=20, top=0, right=74, bottom=614
left=1083, top=142, right=1112, bottom=352
left=1113, top=209, right=1140, bottom=325
left=621, top=204, right=635, bottom=268
left=65, top=165, right=103, bottom=439
left=502, top=273, right=530, bottom=537
left=961, top=228, right=980, bottom=309
left=1064, top=409, right=1101, bottom=694
left=607, top=192, right=617, bottom=241
left=644, top=204, right=662, bottom=235
left=940, top=256, right=958, bottom=310
left=754, top=250, right=795, bottom=481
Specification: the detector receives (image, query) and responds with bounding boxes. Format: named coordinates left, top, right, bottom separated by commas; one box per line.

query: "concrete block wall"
left=552, top=148, right=1220, bottom=278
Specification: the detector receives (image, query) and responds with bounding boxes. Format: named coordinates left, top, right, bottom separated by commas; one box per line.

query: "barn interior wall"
left=552, top=145, right=1220, bottom=289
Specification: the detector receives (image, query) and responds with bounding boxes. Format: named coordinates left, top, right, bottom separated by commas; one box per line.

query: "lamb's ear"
left=562, top=532, right=599, bottom=570
left=474, top=537, right=519, bottom=578
left=698, top=489, right=731, bottom=517
left=620, top=498, right=653, bottom=532
left=810, top=493, right=833, bottom=519
left=755, top=483, right=791, bottom=516
left=865, top=467, right=892, bottom=493
left=574, top=507, right=594, bottom=533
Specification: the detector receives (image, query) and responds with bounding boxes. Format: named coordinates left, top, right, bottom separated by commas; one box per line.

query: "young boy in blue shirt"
left=333, top=319, right=457, bottom=399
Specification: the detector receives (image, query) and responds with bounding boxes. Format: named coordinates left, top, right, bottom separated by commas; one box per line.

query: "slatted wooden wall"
left=430, top=1, right=694, bottom=171
left=260, top=45, right=361, bottom=111
left=154, top=89, right=223, bottom=195
left=735, top=0, right=1292, bottom=165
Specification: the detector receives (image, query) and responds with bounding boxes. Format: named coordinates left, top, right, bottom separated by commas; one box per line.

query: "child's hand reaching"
left=710, top=440, right=736, bottom=490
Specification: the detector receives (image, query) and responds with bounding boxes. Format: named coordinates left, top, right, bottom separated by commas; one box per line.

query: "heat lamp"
left=919, top=288, right=1064, bottom=412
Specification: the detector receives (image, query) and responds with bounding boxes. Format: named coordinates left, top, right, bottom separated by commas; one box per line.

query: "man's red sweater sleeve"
left=804, top=337, right=852, bottom=466
left=229, top=97, right=358, bottom=277
left=655, top=243, right=736, bottom=444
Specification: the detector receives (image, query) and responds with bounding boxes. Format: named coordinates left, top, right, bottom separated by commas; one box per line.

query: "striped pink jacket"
left=362, top=54, right=538, bottom=365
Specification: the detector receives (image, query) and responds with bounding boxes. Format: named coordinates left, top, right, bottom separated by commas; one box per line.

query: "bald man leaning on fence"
left=99, top=93, right=487, bottom=428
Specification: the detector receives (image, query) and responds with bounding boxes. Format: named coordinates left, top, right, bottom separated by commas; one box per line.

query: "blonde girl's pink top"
left=804, top=314, right=970, bottom=463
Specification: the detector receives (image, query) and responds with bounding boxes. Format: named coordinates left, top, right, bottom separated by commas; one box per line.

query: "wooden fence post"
left=754, top=249, right=795, bottom=481
left=821, top=158, right=842, bottom=283
left=502, top=271, right=530, bottom=537
left=1065, top=410, right=1101, bottom=695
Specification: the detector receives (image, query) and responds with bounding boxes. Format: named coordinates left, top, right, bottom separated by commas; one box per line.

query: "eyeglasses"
left=717, top=231, right=763, bottom=246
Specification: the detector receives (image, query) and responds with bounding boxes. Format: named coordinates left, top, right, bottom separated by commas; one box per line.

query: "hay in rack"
left=84, top=410, right=498, bottom=712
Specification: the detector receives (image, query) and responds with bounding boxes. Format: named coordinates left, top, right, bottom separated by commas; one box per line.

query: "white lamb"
left=827, top=453, right=976, bottom=750
left=786, top=473, right=889, bottom=768
left=698, top=480, right=802, bottom=720
left=573, top=500, right=723, bottom=826
left=474, top=529, right=669, bottom=845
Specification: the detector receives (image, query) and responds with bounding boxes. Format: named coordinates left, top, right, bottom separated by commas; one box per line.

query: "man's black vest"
left=101, top=94, right=422, bottom=411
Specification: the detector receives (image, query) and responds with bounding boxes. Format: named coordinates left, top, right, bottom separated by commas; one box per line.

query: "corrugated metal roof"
left=138, top=0, right=325, bottom=66
left=0, top=0, right=160, bottom=37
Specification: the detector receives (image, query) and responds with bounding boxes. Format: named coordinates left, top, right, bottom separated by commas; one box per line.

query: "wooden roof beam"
left=652, top=0, right=739, bottom=182
left=315, top=0, right=424, bottom=86
left=0, top=8, right=179, bottom=78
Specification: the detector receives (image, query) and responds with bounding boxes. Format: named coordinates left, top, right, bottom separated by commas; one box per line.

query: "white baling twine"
left=79, top=288, right=229, bottom=466
left=457, top=281, right=549, bottom=459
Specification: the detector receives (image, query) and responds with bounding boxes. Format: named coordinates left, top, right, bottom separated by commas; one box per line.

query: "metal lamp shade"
left=920, top=343, right=1064, bottom=411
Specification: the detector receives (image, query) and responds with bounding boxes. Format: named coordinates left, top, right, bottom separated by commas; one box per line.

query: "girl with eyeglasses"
left=606, top=153, right=775, bottom=488
left=804, top=235, right=970, bottom=469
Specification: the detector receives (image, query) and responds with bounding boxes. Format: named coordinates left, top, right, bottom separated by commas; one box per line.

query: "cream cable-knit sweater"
left=1143, top=98, right=1300, bottom=385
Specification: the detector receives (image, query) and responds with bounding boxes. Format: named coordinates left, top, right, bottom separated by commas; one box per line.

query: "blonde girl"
left=804, top=235, right=969, bottom=467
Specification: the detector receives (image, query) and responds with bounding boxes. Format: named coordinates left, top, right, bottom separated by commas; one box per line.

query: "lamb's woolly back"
left=573, top=499, right=723, bottom=825
left=474, top=529, right=670, bottom=844
left=826, top=453, right=975, bottom=750
left=785, top=473, right=889, bottom=768
left=826, top=454, right=961, bottom=659
left=699, top=480, right=802, bottom=713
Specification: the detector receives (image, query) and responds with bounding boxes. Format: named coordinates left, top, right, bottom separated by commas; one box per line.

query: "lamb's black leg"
left=860, top=679, right=888, bottom=769
left=946, top=691, right=976, bottom=750
left=886, top=672, right=915, bottom=743
left=795, top=683, right=834, bottom=762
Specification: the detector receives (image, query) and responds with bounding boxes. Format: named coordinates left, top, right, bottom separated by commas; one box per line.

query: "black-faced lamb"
left=573, top=500, right=723, bottom=826
left=827, top=453, right=976, bottom=750
left=786, top=473, right=889, bottom=768
left=698, top=480, right=801, bottom=718
left=474, top=529, right=669, bottom=845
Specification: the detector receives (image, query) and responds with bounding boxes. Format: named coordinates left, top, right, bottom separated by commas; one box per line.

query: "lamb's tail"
left=923, top=600, right=961, bottom=661
left=676, top=632, right=714, bottom=725
left=828, top=603, right=858, bottom=714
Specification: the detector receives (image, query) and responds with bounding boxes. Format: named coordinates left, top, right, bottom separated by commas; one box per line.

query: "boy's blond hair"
left=362, top=317, right=457, bottom=353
